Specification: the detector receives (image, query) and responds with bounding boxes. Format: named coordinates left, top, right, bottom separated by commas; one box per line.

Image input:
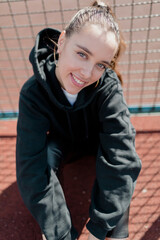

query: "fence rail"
left=0, top=0, right=160, bottom=118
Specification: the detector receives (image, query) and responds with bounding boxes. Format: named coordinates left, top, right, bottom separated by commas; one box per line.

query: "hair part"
left=65, top=2, right=119, bottom=42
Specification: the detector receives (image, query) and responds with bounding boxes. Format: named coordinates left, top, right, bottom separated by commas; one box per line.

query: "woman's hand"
left=88, top=233, right=100, bottom=240
left=87, top=233, right=128, bottom=240
left=106, top=238, right=128, bottom=240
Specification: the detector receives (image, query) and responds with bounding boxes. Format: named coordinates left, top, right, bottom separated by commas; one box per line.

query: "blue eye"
left=77, top=52, right=87, bottom=58
left=97, top=63, right=106, bottom=70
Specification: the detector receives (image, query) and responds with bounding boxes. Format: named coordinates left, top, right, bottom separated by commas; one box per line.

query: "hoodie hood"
left=29, top=28, right=60, bottom=82
left=29, top=28, right=107, bottom=111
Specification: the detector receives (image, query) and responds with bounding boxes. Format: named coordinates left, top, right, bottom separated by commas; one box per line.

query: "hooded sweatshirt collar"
left=29, top=28, right=105, bottom=111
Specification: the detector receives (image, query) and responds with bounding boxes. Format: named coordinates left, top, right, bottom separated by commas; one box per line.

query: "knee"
left=47, top=140, right=64, bottom=171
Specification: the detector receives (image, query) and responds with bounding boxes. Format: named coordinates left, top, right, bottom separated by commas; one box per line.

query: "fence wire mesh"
left=0, top=0, right=160, bottom=117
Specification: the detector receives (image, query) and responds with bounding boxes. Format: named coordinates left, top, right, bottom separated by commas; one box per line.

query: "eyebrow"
left=76, top=44, right=111, bottom=66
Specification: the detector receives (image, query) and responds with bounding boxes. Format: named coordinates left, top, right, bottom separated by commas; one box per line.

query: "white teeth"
left=72, top=74, right=84, bottom=85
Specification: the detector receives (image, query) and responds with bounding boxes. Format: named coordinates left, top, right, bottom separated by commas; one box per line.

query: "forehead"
left=66, top=24, right=118, bottom=60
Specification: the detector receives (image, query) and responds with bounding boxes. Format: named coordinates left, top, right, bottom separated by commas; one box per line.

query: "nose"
left=80, top=63, right=93, bottom=79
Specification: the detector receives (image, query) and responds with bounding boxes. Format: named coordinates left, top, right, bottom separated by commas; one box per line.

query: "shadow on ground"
left=1, top=129, right=160, bottom=239
left=140, top=215, right=160, bottom=240
left=0, top=156, right=96, bottom=240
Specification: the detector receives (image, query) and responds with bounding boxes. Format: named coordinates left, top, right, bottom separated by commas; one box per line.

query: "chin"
left=64, top=84, right=81, bottom=95
left=68, top=89, right=79, bottom=95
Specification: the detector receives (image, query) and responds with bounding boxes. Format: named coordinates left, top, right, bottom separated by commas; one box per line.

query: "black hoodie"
left=16, top=28, right=141, bottom=240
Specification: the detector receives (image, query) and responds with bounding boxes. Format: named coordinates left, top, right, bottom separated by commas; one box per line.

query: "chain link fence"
left=0, top=0, right=160, bottom=118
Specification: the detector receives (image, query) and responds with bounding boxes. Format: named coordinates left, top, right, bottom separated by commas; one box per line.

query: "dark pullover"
left=16, top=28, right=141, bottom=240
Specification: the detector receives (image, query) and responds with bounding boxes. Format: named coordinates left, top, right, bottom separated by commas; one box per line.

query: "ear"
left=57, top=31, right=66, bottom=54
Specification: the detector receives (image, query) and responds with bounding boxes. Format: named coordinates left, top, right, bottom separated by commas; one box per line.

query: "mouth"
left=71, top=73, right=86, bottom=87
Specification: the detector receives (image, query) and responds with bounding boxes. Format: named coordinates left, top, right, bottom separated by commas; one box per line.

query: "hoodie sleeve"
left=86, top=81, right=142, bottom=239
left=16, top=85, right=71, bottom=240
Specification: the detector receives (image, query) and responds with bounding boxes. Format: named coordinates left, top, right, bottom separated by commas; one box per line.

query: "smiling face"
left=55, top=24, right=118, bottom=94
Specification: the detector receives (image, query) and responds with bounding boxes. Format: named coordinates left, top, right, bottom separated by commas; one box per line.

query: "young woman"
left=16, top=1, right=141, bottom=240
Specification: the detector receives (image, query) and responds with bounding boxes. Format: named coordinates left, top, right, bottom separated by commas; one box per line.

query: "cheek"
left=92, top=69, right=104, bottom=82
left=60, top=51, right=78, bottom=70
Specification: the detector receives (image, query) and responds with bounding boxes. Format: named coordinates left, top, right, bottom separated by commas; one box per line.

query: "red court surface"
left=0, top=115, right=160, bottom=240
